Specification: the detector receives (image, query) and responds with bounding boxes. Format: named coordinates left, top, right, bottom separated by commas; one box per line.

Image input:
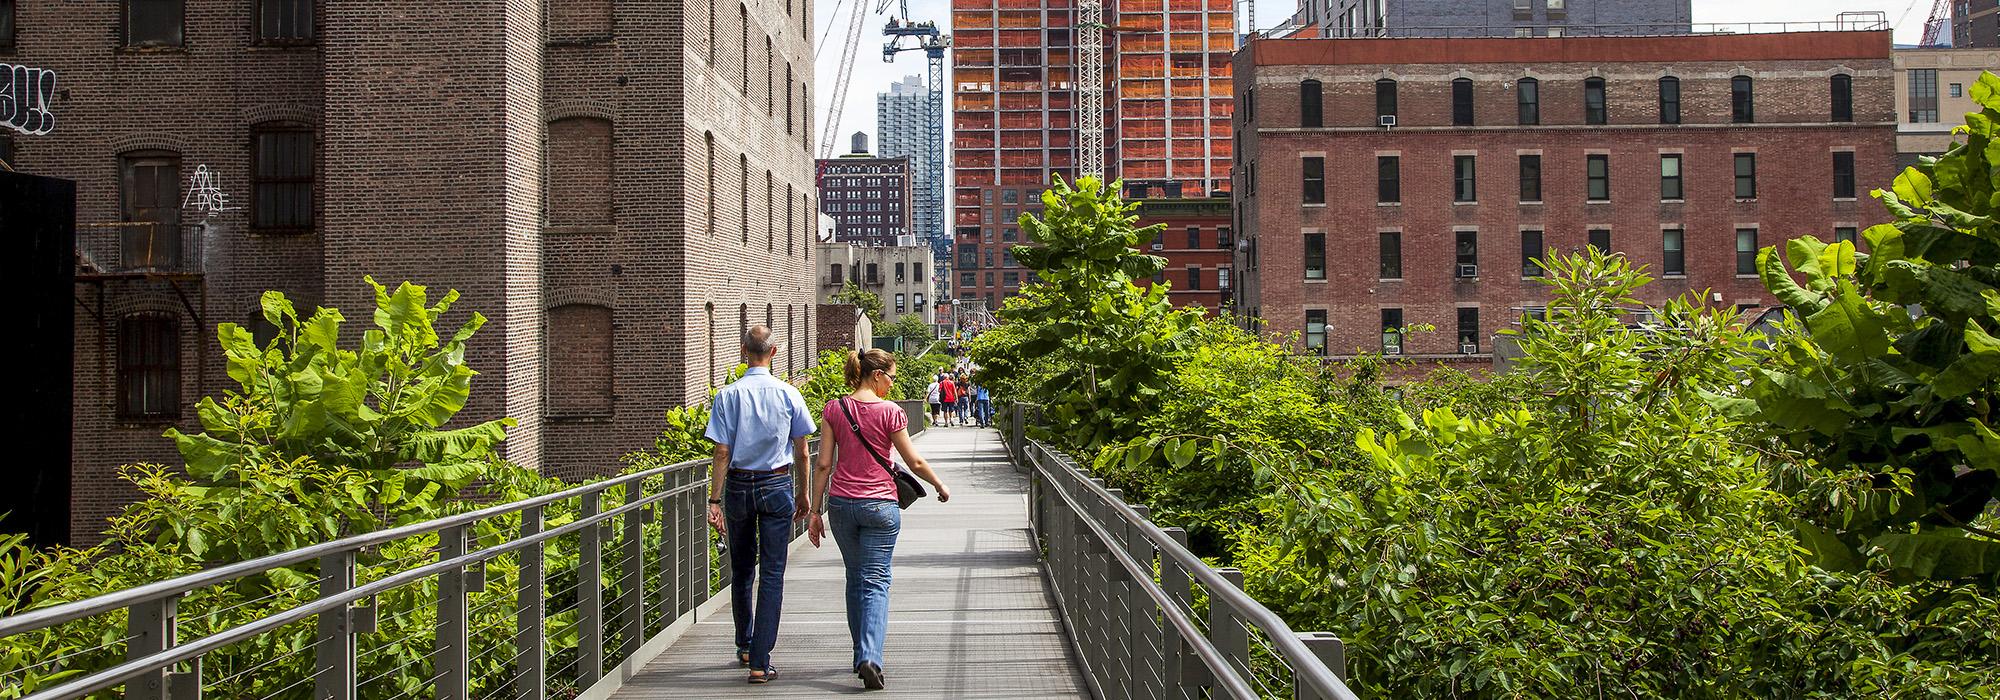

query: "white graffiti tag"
left=182, top=165, right=241, bottom=214
left=0, top=63, right=58, bottom=136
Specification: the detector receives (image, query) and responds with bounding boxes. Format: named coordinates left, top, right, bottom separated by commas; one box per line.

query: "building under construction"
left=951, top=0, right=1238, bottom=311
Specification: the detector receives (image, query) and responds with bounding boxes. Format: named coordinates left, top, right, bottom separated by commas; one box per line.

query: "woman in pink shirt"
left=806, top=349, right=952, bottom=690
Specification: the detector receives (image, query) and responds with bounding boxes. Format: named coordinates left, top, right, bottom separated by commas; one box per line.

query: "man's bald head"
left=742, top=325, right=777, bottom=363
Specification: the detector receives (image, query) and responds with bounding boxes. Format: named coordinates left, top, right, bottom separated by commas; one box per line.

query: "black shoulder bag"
left=837, top=398, right=927, bottom=509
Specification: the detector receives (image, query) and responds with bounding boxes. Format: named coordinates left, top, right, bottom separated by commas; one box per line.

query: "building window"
left=1734, top=153, right=1757, bottom=199
left=1458, top=307, right=1480, bottom=353
left=1833, top=151, right=1856, bottom=199
left=1517, top=78, right=1539, bottom=125
left=1454, top=155, right=1476, bottom=203
left=1377, top=155, right=1400, bottom=203
left=0, top=0, right=13, bottom=52
left=1380, top=309, right=1403, bottom=355
left=704, top=134, right=718, bottom=236
left=1660, top=154, right=1683, bottom=200
left=118, top=313, right=180, bottom=420
left=550, top=118, right=614, bottom=229
left=1218, top=226, right=1234, bottom=249
left=1187, top=267, right=1203, bottom=290
left=1455, top=230, right=1478, bottom=278
left=865, top=263, right=879, bottom=284
left=1663, top=228, right=1685, bottom=276
left=1583, top=77, right=1607, bottom=125
left=1185, top=226, right=1201, bottom=248
left=739, top=4, right=750, bottom=93
left=1731, top=75, right=1755, bottom=123
left=121, top=151, right=181, bottom=270
left=739, top=155, right=750, bottom=243
left=1379, top=232, right=1402, bottom=279
left=0, top=133, right=12, bottom=166
left=1305, top=310, right=1327, bottom=356
left=1588, top=228, right=1610, bottom=255
left=1736, top=228, right=1758, bottom=275
left=548, top=305, right=614, bottom=416
left=895, top=293, right=907, bottom=313
left=1302, top=156, right=1325, bottom=204
left=830, top=263, right=844, bottom=285
left=1586, top=154, right=1610, bottom=202
left=1375, top=79, right=1397, bottom=122
left=1452, top=78, right=1474, bottom=126
left=1909, top=68, right=1939, bottom=123
left=1304, top=232, right=1326, bottom=280
left=1835, top=226, right=1858, bottom=245
left=1831, top=74, right=1853, bottom=122
left=1300, top=79, right=1322, bottom=127
left=256, top=0, right=314, bottom=43
left=251, top=124, right=314, bottom=230
left=125, top=0, right=184, bottom=47
left=1521, top=229, right=1544, bottom=277
left=1519, top=154, right=1541, bottom=202
left=1658, top=76, right=1681, bottom=124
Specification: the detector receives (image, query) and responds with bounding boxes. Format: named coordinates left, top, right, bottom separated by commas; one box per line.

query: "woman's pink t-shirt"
left=823, top=397, right=908, bottom=502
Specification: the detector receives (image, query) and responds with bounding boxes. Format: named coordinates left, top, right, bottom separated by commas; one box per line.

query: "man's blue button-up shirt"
left=703, top=367, right=817, bottom=471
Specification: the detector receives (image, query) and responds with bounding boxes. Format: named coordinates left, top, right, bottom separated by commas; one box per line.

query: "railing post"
left=315, top=551, right=357, bottom=700
left=579, top=492, right=604, bottom=685
left=168, top=659, right=202, bottom=700
left=1101, top=487, right=1133, bottom=700
left=436, top=525, right=470, bottom=700
left=126, top=594, right=178, bottom=700
left=1294, top=632, right=1349, bottom=700
left=1211, top=567, right=1251, bottom=682
left=618, top=482, right=648, bottom=660
left=659, top=473, right=682, bottom=621
left=1124, top=503, right=1159, bottom=700
left=516, top=505, right=547, bottom=700
left=1161, top=527, right=1205, bottom=696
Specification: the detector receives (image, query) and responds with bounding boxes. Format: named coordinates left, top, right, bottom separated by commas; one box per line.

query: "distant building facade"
left=1233, top=30, right=1897, bottom=367
left=817, top=243, right=934, bottom=326
left=1132, top=194, right=1235, bottom=314
left=1954, top=0, right=1999, bottom=48
left=1290, top=0, right=1693, bottom=38
left=1895, top=48, right=2000, bottom=168
left=3, top=0, right=818, bottom=543
left=877, top=76, right=948, bottom=264
left=817, top=134, right=916, bottom=248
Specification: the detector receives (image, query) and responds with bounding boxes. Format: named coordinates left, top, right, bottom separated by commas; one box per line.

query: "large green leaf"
left=1869, top=531, right=2000, bottom=581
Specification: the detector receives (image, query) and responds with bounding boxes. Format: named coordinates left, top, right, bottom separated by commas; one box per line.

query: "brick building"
left=1291, top=0, right=1692, bottom=38
left=1894, top=47, right=2000, bottom=169
left=1132, top=195, right=1235, bottom=313
left=1232, top=30, right=1897, bottom=366
left=1955, top=0, right=1998, bottom=48
left=951, top=0, right=1236, bottom=311
left=817, top=133, right=915, bottom=247
left=3, top=0, right=818, bottom=543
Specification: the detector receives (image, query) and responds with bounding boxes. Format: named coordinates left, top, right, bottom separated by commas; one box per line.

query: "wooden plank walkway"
left=607, top=427, right=1091, bottom=698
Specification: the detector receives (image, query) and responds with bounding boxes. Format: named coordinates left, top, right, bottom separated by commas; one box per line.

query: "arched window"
left=707, top=0, right=717, bottom=59
left=120, top=149, right=182, bottom=270
left=1374, top=79, right=1397, bottom=121
left=549, top=117, right=614, bottom=229
left=1731, top=75, right=1755, bottom=123
left=739, top=154, right=750, bottom=244
left=1831, top=73, right=1854, bottom=122
left=118, top=312, right=180, bottom=420
left=765, top=171, right=775, bottom=252
left=548, top=304, right=614, bottom=416
left=765, top=37, right=775, bottom=115
left=1516, top=78, right=1540, bottom=125
left=1298, top=79, right=1322, bottom=127
left=786, top=183, right=795, bottom=256
left=706, top=302, right=717, bottom=387
left=785, top=64, right=796, bottom=133
left=739, top=4, right=750, bottom=93
left=704, top=132, right=717, bottom=237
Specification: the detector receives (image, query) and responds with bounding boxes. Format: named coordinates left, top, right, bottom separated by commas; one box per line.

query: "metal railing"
left=0, top=454, right=735, bottom=700
left=1006, top=407, right=1361, bottom=700
left=75, top=222, right=208, bottom=278
left=1273, top=18, right=1890, bottom=40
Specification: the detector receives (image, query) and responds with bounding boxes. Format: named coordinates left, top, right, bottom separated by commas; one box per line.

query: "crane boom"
left=819, top=0, right=872, bottom=158
left=1921, top=0, right=1951, bottom=47
left=1077, top=0, right=1106, bottom=178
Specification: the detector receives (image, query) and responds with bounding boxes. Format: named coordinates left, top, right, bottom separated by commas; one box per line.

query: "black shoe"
left=748, top=666, right=777, bottom=684
left=857, top=661, right=885, bottom=690
left=738, top=648, right=750, bottom=667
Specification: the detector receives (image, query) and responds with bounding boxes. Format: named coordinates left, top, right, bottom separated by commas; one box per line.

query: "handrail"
left=0, top=458, right=690, bottom=638
left=1032, top=441, right=1360, bottom=700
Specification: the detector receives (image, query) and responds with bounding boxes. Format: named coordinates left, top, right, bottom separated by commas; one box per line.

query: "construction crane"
left=1921, top=0, right=1952, bottom=47
left=881, top=0, right=950, bottom=255
left=819, top=0, right=895, bottom=158
left=1077, top=1, right=1107, bottom=178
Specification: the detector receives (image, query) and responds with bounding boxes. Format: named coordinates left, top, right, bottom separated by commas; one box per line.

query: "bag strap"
left=837, top=398, right=900, bottom=482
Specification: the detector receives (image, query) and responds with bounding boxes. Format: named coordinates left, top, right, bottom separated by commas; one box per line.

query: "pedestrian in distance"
left=975, top=383, right=993, bottom=428
left=926, top=375, right=944, bottom=426
left=937, top=374, right=959, bottom=427
left=954, top=376, right=972, bottom=426
left=703, top=326, right=817, bottom=684
left=807, top=349, right=954, bottom=690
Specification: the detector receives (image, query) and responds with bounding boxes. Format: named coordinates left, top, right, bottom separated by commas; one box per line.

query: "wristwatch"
left=708, top=498, right=722, bottom=505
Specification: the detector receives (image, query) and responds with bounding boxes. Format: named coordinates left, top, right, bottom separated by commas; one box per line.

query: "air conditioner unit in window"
left=1458, top=264, right=1478, bottom=278
left=1150, top=244, right=1164, bottom=251
left=1383, top=343, right=1403, bottom=356
left=1461, top=343, right=1480, bottom=355
left=1379, top=115, right=1397, bottom=128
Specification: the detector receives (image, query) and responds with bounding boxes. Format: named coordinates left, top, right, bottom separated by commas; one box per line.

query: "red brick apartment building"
left=951, top=0, right=1236, bottom=312
left=0, top=0, right=818, bottom=544
left=816, top=133, right=916, bottom=247
left=1133, top=194, right=1236, bottom=312
left=1231, top=30, right=1898, bottom=365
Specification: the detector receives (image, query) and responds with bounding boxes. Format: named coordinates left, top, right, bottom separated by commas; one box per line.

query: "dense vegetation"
left=972, top=75, right=2000, bottom=698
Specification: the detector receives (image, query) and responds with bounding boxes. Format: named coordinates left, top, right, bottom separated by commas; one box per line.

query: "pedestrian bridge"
left=0, top=419, right=1356, bottom=700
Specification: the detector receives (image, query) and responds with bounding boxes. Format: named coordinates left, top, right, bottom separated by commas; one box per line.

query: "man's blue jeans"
left=724, top=470, right=795, bottom=671
left=827, top=495, right=901, bottom=671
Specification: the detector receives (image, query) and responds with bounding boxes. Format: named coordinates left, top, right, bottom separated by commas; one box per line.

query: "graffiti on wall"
left=183, top=165, right=241, bottom=215
left=0, top=63, right=58, bottom=136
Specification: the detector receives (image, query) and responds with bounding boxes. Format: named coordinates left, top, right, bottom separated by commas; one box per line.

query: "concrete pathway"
left=607, top=427, right=1090, bottom=698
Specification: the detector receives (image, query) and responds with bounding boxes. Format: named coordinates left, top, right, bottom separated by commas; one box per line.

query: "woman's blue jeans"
left=827, top=495, right=901, bottom=671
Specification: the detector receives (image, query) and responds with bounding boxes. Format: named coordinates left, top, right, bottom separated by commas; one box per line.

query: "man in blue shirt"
left=705, top=325, right=817, bottom=683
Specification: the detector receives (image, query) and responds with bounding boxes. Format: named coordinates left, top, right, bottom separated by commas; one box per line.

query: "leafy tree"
left=831, top=282, right=883, bottom=323
left=1728, top=72, right=2000, bottom=586
left=883, top=314, right=933, bottom=347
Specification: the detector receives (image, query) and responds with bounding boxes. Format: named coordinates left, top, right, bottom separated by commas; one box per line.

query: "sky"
left=810, top=0, right=1932, bottom=152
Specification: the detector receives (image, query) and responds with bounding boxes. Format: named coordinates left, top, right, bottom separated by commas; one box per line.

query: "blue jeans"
left=827, top=495, right=901, bottom=671
left=976, top=400, right=993, bottom=426
left=724, top=470, right=795, bottom=671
